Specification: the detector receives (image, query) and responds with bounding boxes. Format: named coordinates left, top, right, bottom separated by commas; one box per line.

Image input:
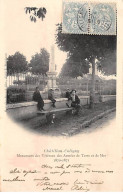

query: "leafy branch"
left=25, top=7, right=47, bottom=22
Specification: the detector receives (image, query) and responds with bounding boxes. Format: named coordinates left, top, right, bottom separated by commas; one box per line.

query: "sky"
left=2, top=0, right=67, bottom=74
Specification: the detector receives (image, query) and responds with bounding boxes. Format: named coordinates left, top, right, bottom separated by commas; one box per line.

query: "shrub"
left=7, top=86, right=26, bottom=103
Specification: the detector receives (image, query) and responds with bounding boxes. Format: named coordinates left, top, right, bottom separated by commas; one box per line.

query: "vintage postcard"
left=0, top=0, right=123, bottom=192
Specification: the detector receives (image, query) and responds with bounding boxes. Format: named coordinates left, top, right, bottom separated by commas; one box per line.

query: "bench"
left=37, top=107, right=74, bottom=123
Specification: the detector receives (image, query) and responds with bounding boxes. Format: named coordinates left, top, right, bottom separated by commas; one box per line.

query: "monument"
left=46, top=45, right=59, bottom=90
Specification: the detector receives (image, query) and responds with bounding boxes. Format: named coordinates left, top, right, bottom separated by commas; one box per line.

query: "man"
left=65, top=88, right=71, bottom=99
left=33, top=87, right=44, bottom=111
left=69, top=89, right=81, bottom=114
left=48, top=88, right=56, bottom=108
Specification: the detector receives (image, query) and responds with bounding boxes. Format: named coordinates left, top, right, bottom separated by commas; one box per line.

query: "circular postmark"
left=77, top=3, right=88, bottom=32
left=91, top=4, right=115, bottom=33
left=63, top=2, right=88, bottom=33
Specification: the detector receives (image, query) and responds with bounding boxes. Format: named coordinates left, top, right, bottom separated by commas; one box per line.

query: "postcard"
left=0, top=0, right=123, bottom=192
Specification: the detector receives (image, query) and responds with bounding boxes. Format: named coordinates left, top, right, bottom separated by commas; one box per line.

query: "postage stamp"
left=62, top=1, right=116, bottom=35
left=90, top=3, right=116, bottom=35
left=62, top=2, right=89, bottom=34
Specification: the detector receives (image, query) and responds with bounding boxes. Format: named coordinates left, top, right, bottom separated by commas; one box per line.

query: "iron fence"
left=7, top=71, right=116, bottom=104
left=7, top=71, right=48, bottom=103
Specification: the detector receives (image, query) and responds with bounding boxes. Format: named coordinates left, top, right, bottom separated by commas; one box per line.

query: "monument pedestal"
left=47, top=71, right=58, bottom=90
left=43, top=45, right=61, bottom=97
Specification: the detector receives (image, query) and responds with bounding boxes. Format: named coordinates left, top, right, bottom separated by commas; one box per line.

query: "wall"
left=101, top=95, right=116, bottom=102
left=6, top=95, right=116, bottom=120
left=6, top=96, right=90, bottom=120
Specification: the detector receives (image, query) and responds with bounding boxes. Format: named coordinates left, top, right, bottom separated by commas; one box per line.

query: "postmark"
left=62, top=2, right=89, bottom=34
left=77, top=3, right=89, bottom=32
left=90, top=3, right=116, bottom=35
left=62, top=1, right=116, bottom=35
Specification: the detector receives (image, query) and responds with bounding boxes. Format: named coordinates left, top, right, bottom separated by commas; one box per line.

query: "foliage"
left=13, top=80, right=26, bottom=85
left=60, top=57, right=90, bottom=78
left=97, top=50, right=116, bottom=76
left=56, top=23, right=116, bottom=75
left=7, top=86, right=26, bottom=103
left=25, top=7, right=47, bottom=22
left=7, top=52, right=28, bottom=75
left=25, top=75, right=47, bottom=85
left=29, top=48, right=49, bottom=75
left=56, top=23, right=116, bottom=108
left=57, top=76, right=116, bottom=96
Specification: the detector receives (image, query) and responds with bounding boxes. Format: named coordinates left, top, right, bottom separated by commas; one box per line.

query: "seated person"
left=65, top=88, right=71, bottom=99
left=7, top=90, right=11, bottom=104
left=33, top=87, right=44, bottom=111
left=48, top=88, right=56, bottom=108
left=66, top=88, right=72, bottom=108
left=69, top=89, right=81, bottom=114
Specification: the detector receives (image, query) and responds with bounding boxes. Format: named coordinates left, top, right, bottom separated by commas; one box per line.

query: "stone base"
left=47, top=71, right=57, bottom=89
left=42, top=71, right=61, bottom=98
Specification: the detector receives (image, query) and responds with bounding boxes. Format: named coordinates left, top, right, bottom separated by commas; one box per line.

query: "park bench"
left=37, top=107, right=74, bottom=123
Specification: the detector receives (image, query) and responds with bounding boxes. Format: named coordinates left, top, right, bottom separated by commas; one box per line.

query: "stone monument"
left=46, top=45, right=58, bottom=90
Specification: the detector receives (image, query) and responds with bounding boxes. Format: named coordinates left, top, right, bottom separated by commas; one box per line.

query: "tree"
left=97, top=50, right=116, bottom=76
left=56, top=24, right=116, bottom=108
left=29, top=48, right=49, bottom=75
left=60, top=57, right=90, bottom=78
left=7, top=52, right=28, bottom=75
left=25, top=7, right=47, bottom=22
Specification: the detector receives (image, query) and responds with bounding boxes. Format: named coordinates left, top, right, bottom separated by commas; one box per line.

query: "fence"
left=7, top=71, right=48, bottom=103
left=7, top=71, right=47, bottom=88
left=7, top=72, right=116, bottom=104
left=57, top=77, right=116, bottom=96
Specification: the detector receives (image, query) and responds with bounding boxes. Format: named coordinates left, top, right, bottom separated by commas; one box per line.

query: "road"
left=16, top=101, right=116, bottom=136
left=77, top=111, right=116, bottom=135
left=20, top=110, right=116, bottom=136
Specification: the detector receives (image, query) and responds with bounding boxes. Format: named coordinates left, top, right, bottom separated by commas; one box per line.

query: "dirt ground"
left=78, top=111, right=116, bottom=134
left=16, top=100, right=116, bottom=136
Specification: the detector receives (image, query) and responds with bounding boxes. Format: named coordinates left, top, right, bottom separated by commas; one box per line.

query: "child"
left=48, top=88, right=56, bottom=108
left=69, top=89, right=81, bottom=114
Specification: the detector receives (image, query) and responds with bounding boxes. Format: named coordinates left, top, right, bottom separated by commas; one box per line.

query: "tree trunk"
left=90, top=56, right=95, bottom=109
left=17, top=73, right=20, bottom=85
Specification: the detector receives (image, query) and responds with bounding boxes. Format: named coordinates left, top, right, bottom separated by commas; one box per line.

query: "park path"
left=16, top=100, right=115, bottom=136
left=20, top=109, right=116, bottom=136
left=75, top=111, right=116, bottom=135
